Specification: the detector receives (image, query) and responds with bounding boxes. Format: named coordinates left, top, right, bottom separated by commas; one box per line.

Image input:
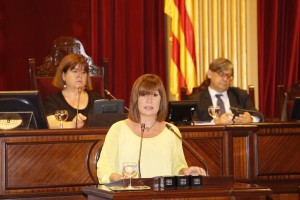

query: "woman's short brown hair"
left=52, top=54, right=92, bottom=90
left=128, top=74, right=168, bottom=123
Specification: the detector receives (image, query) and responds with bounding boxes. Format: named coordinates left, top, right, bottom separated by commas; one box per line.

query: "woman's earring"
left=64, top=84, right=67, bottom=88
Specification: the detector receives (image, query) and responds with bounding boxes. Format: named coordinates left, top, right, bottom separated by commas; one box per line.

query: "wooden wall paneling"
left=179, top=125, right=258, bottom=180
left=180, top=126, right=227, bottom=176
left=0, top=129, right=106, bottom=199
left=224, top=125, right=258, bottom=183
left=233, top=136, right=249, bottom=181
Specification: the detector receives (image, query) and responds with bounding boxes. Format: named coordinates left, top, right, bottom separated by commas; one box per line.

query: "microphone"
left=230, top=107, right=264, bottom=122
left=104, top=89, right=129, bottom=112
left=138, top=123, right=145, bottom=178
left=75, top=87, right=82, bottom=128
left=166, top=123, right=209, bottom=176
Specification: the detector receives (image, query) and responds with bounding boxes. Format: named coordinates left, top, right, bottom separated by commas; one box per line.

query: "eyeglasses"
left=214, top=71, right=233, bottom=80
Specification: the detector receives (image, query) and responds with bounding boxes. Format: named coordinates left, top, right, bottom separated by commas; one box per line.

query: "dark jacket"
left=194, top=87, right=262, bottom=121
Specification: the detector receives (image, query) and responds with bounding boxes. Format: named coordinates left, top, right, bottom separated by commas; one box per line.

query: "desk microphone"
left=104, top=89, right=129, bottom=112
left=75, top=87, right=82, bottom=128
left=230, top=107, right=264, bottom=122
left=138, top=123, right=145, bottom=178
left=166, top=123, right=209, bottom=176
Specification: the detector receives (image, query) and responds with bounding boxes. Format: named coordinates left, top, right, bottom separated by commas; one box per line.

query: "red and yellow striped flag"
left=165, top=0, right=198, bottom=100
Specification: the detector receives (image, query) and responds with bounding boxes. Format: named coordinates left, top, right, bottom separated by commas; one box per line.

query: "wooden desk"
left=180, top=122, right=300, bottom=199
left=83, top=177, right=272, bottom=200
left=254, top=122, right=300, bottom=199
left=0, top=123, right=299, bottom=199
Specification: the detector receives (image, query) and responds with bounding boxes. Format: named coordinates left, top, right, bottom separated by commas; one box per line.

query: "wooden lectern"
left=83, top=176, right=272, bottom=200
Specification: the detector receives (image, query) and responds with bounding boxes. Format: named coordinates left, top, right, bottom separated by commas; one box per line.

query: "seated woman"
left=44, top=54, right=103, bottom=129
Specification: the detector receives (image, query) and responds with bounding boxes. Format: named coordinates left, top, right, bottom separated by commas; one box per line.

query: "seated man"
left=194, top=57, right=262, bottom=124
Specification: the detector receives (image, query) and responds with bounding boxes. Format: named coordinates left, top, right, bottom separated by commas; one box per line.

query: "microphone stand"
left=166, top=124, right=209, bottom=176
left=104, top=89, right=129, bottom=112
left=75, top=87, right=82, bottom=128
left=138, top=123, right=145, bottom=178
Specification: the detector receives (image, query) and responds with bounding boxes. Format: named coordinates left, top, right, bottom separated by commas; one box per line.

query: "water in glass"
left=122, top=162, right=137, bottom=188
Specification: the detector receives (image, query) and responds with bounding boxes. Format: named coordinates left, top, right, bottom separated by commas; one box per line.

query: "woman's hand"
left=109, top=173, right=123, bottom=182
left=71, top=113, right=87, bottom=128
left=180, top=166, right=207, bottom=176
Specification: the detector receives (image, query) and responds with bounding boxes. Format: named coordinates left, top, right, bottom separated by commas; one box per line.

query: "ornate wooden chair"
left=29, top=36, right=107, bottom=100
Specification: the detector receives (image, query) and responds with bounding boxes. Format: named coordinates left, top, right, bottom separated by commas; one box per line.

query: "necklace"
left=144, top=121, right=157, bottom=132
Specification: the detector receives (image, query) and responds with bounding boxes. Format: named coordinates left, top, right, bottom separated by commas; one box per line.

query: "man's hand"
left=233, top=112, right=253, bottom=124
left=214, top=113, right=233, bottom=124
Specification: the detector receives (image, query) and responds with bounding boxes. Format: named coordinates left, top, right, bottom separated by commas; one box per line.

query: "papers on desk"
left=104, top=178, right=152, bottom=191
left=192, top=121, right=215, bottom=126
left=108, top=185, right=151, bottom=191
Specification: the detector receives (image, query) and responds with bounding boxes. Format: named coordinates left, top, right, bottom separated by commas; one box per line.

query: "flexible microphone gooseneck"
left=230, top=107, right=264, bottom=122
left=166, top=123, right=209, bottom=176
left=138, top=123, right=145, bottom=178
left=75, top=87, right=82, bottom=128
left=104, top=89, right=129, bottom=112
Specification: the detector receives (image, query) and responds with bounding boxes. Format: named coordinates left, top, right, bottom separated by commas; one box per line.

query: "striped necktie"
left=216, top=94, right=226, bottom=115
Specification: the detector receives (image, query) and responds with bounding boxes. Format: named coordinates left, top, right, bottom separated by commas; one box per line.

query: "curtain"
left=257, top=0, right=300, bottom=119
left=91, top=0, right=166, bottom=105
left=0, top=0, right=91, bottom=90
left=165, top=0, right=259, bottom=102
left=0, top=0, right=166, bottom=108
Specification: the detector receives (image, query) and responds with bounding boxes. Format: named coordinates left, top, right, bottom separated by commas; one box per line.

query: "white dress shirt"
left=208, top=87, right=259, bottom=122
left=208, top=87, right=232, bottom=114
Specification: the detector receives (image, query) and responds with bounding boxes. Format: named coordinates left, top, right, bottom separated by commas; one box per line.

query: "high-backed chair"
left=181, top=80, right=209, bottom=101
left=29, top=36, right=107, bottom=100
left=247, top=85, right=255, bottom=107
left=277, top=81, right=300, bottom=121
left=277, top=85, right=287, bottom=121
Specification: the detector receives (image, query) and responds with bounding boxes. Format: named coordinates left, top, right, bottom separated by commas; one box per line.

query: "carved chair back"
left=29, top=36, right=107, bottom=100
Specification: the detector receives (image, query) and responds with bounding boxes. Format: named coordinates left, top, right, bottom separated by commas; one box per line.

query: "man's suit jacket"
left=194, top=87, right=261, bottom=121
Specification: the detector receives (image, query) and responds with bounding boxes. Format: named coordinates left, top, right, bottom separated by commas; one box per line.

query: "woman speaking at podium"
left=44, top=54, right=103, bottom=129
left=97, top=74, right=206, bottom=184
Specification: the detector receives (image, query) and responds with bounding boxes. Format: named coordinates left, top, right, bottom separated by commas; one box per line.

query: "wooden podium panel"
left=256, top=123, right=300, bottom=175
left=254, top=123, right=300, bottom=197
left=179, top=123, right=300, bottom=199
left=177, top=125, right=230, bottom=176
left=180, top=124, right=258, bottom=180
left=0, top=128, right=106, bottom=199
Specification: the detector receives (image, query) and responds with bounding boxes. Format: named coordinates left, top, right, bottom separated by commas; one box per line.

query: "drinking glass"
left=54, top=110, right=69, bottom=129
left=122, top=162, right=137, bottom=188
left=208, top=106, right=220, bottom=119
